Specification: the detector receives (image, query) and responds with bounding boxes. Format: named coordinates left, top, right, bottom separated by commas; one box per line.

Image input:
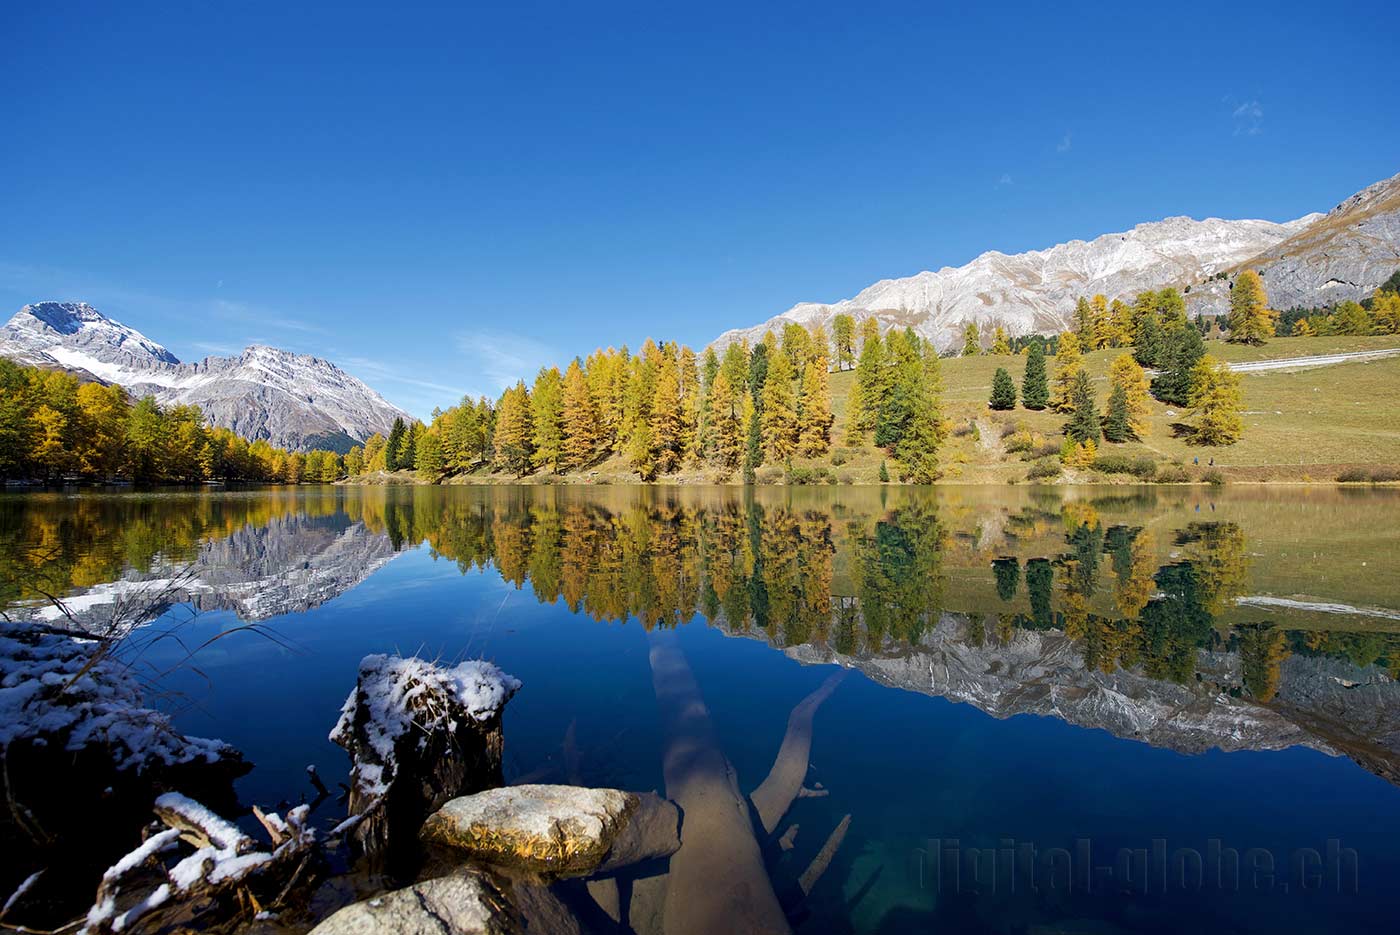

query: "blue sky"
left=2, top=0, right=1397, bottom=418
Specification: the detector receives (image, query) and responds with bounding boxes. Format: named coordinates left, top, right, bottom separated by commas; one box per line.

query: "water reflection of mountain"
left=5, top=485, right=1398, bottom=782
left=7, top=505, right=399, bottom=630
left=775, top=615, right=1400, bottom=784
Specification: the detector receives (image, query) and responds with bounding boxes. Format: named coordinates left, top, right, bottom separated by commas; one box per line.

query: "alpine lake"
left=5, top=483, right=1400, bottom=934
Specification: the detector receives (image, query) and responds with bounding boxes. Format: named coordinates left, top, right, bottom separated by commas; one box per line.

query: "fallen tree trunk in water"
left=645, top=629, right=792, bottom=935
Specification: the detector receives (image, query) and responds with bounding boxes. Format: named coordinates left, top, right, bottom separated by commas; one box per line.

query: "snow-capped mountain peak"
left=0, top=302, right=411, bottom=452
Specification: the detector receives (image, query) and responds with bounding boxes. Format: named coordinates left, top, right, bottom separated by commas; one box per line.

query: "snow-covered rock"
left=0, top=301, right=411, bottom=451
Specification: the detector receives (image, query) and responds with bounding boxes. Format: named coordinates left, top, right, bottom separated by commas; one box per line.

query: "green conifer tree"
left=989, top=367, right=1017, bottom=410
left=1021, top=341, right=1049, bottom=410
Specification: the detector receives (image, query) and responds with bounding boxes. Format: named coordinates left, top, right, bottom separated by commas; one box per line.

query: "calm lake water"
left=5, top=484, right=1400, bottom=934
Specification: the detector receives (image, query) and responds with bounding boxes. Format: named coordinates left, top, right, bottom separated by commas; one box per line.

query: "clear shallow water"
left=5, top=484, right=1400, bottom=934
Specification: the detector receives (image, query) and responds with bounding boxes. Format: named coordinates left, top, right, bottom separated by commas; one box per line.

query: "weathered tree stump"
left=329, top=654, right=521, bottom=872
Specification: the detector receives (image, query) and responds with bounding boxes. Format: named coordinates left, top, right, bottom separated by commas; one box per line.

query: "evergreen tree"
left=696, top=346, right=720, bottom=459
left=989, top=367, right=1017, bottom=410
left=748, top=342, right=769, bottom=413
left=385, top=417, right=406, bottom=472
left=1133, top=312, right=1163, bottom=368
left=561, top=358, right=598, bottom=470
left=1103, top=384, right=1132, bottom=443
left=850, top=318, right=886, bottom=435
left=1188, top=355, right=1244, bottom=446
left=1063, top=371, right=1100, bottom=443
left=1227, top=270, right=1275, bottom=345
left=962, top=322, right=981, bottom=356
left=878, top=460, right=889, bottom=482
left=1049, top=332, right=1084, bottom=413
left=1150, top=326, right=1205, bottom=405
left=1021, top=341, right=1049, bottom=410
left=530, top=366, right=565, bottom=472
left=875, top=330, right=921, bottom=448
left=743, top=406, right=761, bottom=481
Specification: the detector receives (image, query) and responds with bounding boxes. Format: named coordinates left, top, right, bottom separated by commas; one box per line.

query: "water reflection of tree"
left=11, top=487, right=1397, bottom=694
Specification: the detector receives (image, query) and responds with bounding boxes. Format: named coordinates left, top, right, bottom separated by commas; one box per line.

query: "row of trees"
left=0, top=359, right=351, bottom=483
left=414, top=325, right=842, bottom=481
left=1281, top=273, right=1400, bottom=337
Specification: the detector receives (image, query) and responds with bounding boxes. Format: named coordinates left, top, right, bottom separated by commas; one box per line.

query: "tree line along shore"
left=2, top=270, right=1399, bottom=487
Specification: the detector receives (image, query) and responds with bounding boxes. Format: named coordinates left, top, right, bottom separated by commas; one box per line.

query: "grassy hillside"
left=823, top=333, right=1400, bottom=484
left=399, top=333, right=1400, bottom=486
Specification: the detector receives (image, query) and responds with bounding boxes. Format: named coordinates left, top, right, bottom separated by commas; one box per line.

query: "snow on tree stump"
left=329, top=654, right=521, bottom=869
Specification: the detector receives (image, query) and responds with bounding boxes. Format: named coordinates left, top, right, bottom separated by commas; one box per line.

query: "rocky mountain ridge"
left=712, top=170, right=1400, bottom=351
left=0, top=301, right=411, bottom=451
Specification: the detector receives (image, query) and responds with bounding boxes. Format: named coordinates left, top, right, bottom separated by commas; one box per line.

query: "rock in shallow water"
left=420, top=784, right=679, bottom=876
left=307, top=871, right=508, bottom=935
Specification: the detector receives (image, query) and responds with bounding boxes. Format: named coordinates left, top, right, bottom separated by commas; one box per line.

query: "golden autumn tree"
left=650, top=348, right=684, bottom=474
left=760, top=343, right=799, bottom=462
left=560, top=358, right=598, bottom=471
left=493, top=381, right=534, bottom=473
left=1106, top=353, right=1152, bottom=439
left=1187, top=355, right=1243, bottom=446
left=1049, top=332, right=1084, bottom=413
left=1227, top=270, right=1275, bottom=345
left=797, top=357, right=833, bottom=456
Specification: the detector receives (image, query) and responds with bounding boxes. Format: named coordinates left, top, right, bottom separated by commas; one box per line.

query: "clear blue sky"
left=3, top=0, right=1397, bottom=417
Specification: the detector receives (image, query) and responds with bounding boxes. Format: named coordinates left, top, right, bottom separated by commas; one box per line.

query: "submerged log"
left=420, top=784, right=680, bottom=877
left=329, top=654, right=521, bottom=870
left=646, top=629, right=791, bottom=935
left=750, top=671, right=846, bottom=836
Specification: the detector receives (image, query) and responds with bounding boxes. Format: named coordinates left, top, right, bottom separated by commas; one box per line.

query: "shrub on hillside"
left=1156, top=464, right=1190, bottom=483
left=1027, top=458, right=1062, bottom=481
left=1337, top=467, right=1400, bottom=483
left=1092, top=455, right=1158, bottom=479
left=755, top=465, right=783, bottom=484
left=1202, top=469, right=1226, bottom=486
left=788, top=466, right=836, bottom=485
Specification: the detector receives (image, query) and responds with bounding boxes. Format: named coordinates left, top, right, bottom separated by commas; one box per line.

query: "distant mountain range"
left=712, top=170, right=1400, bottom=352
left=0, top=302, right=410, bottom=452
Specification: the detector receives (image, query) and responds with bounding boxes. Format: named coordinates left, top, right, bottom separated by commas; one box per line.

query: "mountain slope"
left=712, top=214, right=1320, bottom=352
left=1236, top=169, right=1400, bottom=311
left=0, top=302, right=411, bottom=452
